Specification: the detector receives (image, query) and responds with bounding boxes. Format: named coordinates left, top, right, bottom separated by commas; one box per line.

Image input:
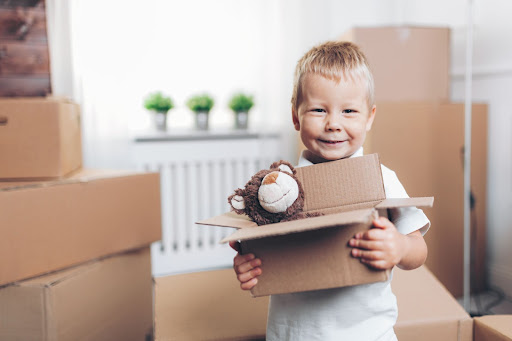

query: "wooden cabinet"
left=0, top=0, right=50, bottom=96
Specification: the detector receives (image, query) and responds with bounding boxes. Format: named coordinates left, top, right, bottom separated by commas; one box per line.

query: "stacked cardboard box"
left=153, top=266, right=472, bottom=340
left=340, top=26, right=450, bottom=103
left=0, top=98, right=162, bottom=340
left=474, top=315, right=512, bottom=341
left=0, top=97, right=82, bottom=179
left=364, top=102, right=487, bottom=296
left=0, top=248, right=153, bottom=341
left=340, top=26, right=488, bottom=297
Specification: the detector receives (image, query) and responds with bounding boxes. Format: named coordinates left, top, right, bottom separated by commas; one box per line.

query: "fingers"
left=359, top=259, right=390, bottom=270
left=238, top=266, right=262, bottom=285
left=353, top=218, right=395, bottom=241
left=372, top=217, right=394, bottom=229
left=349, top=238, right=382, bottom=250
left=241, top=277, right=259, bottom=290
left=354, top=228, right=386, bottom=241
left=234, top=254, right=261, bottom=274
left=233, top=253, right=262, bottom=291
left=351, top=248, right=392, bottom=270
left=349, top=218, right=400, bottom=271
left=351, top=248, right=383, bottom=261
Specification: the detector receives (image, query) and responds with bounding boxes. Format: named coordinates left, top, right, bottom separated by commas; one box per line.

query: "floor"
left=457, top=289, right=512, bottom=317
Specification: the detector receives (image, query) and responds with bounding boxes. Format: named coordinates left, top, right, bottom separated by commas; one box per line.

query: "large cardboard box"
left=0, top=169, right=161, bottom=286
left=474, top=315, right=512, bottom=341
left=365, top=102, right=488, bottom=296
left=153, top=266, right=471, bottom=340
left=0, top=247, right=153, bottom=341
left=0, top=97, right=82, bottom=179
left=198, top=154, right=433, bottom=297
left=154, top=269, right=269, bottom=341
left=340, top=26, right=450, bottom=102
left=393, top=266, right=472, bottom=341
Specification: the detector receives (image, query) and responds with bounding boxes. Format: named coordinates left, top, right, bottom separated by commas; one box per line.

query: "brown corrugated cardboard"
left=365, top=102, right=487, bottom=296
left=394, top=266, right=472, bottom=341
left=154, top=269, right=268, bottom=341
left=474, top=315, right=512, bottom=341
left=0, top=97, right=82, bottom=180
left=198, top=154, right=433, bottom=297
left=0, top=169, right=162, bottom=286
left=340, top=26, right=450, bottom=102
left=153, top=266, right=471, bottom=341
left=0, top=247, right=153, bottom=341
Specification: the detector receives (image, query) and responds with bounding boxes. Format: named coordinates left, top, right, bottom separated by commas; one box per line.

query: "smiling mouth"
left=319, top=139, right=345, bottom=144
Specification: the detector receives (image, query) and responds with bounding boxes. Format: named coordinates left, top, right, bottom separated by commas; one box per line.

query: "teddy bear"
left=228, top=160, right=321, bottom=225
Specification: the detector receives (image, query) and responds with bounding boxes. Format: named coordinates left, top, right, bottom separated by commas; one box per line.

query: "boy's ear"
left=292, top=109, right=300, bottom=131
left=366, top=105, right=376, bottom=132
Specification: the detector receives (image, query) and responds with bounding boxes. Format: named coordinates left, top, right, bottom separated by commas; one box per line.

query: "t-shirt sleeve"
left=381, top=165, right=430, bottom=236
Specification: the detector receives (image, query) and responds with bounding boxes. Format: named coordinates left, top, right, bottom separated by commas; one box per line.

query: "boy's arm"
left=349, top=217, right=428, bottom=271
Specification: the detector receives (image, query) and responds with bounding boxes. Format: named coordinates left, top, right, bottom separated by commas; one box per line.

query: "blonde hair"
left=291, top=41, right=375, bottom=112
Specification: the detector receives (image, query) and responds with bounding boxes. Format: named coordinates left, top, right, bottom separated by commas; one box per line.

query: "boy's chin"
left=304, top=149, right=353, bottom=163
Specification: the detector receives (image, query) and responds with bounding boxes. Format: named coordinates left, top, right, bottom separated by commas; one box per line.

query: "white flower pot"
left=235, top=111, right=248, bottom=129
left=195, top=111, right=209, bottom=130
left=154, top=111, right=167, bottom=131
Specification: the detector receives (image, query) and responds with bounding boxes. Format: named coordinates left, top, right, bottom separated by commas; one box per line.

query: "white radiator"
left=132, top=132, right=283, bottom=276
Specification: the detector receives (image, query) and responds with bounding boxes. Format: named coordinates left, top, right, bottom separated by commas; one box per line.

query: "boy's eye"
left=343, top=109, right=356, bottom=114
left=311, top=108, right=325, bottom=113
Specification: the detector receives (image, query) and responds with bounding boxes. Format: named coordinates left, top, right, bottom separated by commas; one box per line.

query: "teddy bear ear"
left=229, top=194, right=245, bottom=210
left=270, top=160, right=295, bottom=175
left=278, top=164, right=293, bottom=174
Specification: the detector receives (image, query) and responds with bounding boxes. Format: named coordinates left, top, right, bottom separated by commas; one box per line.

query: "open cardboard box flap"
left=196, top=154, right=433, bottom=296
left=197, top=154, right=433, bottom=237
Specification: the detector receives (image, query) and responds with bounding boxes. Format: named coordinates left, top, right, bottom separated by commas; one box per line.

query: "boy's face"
left=293, top=73, right=376, bottom=161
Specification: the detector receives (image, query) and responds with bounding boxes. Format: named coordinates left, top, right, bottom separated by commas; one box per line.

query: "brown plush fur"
left=228, top=160, right=322, bottom=225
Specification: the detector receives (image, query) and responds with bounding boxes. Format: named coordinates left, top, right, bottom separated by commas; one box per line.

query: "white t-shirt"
left=266, top=148, right=430, bottom=341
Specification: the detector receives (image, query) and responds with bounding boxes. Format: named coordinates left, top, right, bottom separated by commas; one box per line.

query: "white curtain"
left=45, top=0, right=292, bottom=169
left=45, top=0, right=401, bottom=170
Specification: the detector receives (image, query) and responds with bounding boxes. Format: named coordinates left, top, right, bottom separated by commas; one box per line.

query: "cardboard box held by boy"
left=197, top=153, right=433, bottom=297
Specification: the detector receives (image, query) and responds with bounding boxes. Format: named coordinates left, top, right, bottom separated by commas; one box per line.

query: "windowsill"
left=134, top=128, right=280, bottom=142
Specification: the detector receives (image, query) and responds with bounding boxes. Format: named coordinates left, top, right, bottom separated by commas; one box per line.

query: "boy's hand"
left=229, top=241, right=262, bottom=290
left=349, top=217, right=406, bottom=270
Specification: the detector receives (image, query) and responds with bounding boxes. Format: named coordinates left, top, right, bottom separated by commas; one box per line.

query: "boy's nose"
left=325, top=115, right=342, bottom=131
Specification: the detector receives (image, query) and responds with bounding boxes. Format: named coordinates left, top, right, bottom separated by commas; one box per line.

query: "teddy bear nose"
left=262, top=171, right=279, bottom=185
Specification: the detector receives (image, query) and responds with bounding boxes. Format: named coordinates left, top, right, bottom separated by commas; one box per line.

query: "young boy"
left=230, top=41, right=430, bottom=340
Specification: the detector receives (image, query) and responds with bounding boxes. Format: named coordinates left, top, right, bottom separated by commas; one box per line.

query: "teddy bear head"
left=228, top=160, right=305, bottom=225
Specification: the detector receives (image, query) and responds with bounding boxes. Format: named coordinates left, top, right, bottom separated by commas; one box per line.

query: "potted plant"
left=187, top=94, right=214, bottom=130
left=228, top=93, right=254, bottom=129
left=144, top=91, right=174, bottom=131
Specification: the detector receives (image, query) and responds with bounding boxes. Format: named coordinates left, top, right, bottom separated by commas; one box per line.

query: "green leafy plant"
left=229, top=93, right=254, bottom=113
left=187, top=94, right=215, bottom=113
left=144, top=92, right=174, bottom=113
